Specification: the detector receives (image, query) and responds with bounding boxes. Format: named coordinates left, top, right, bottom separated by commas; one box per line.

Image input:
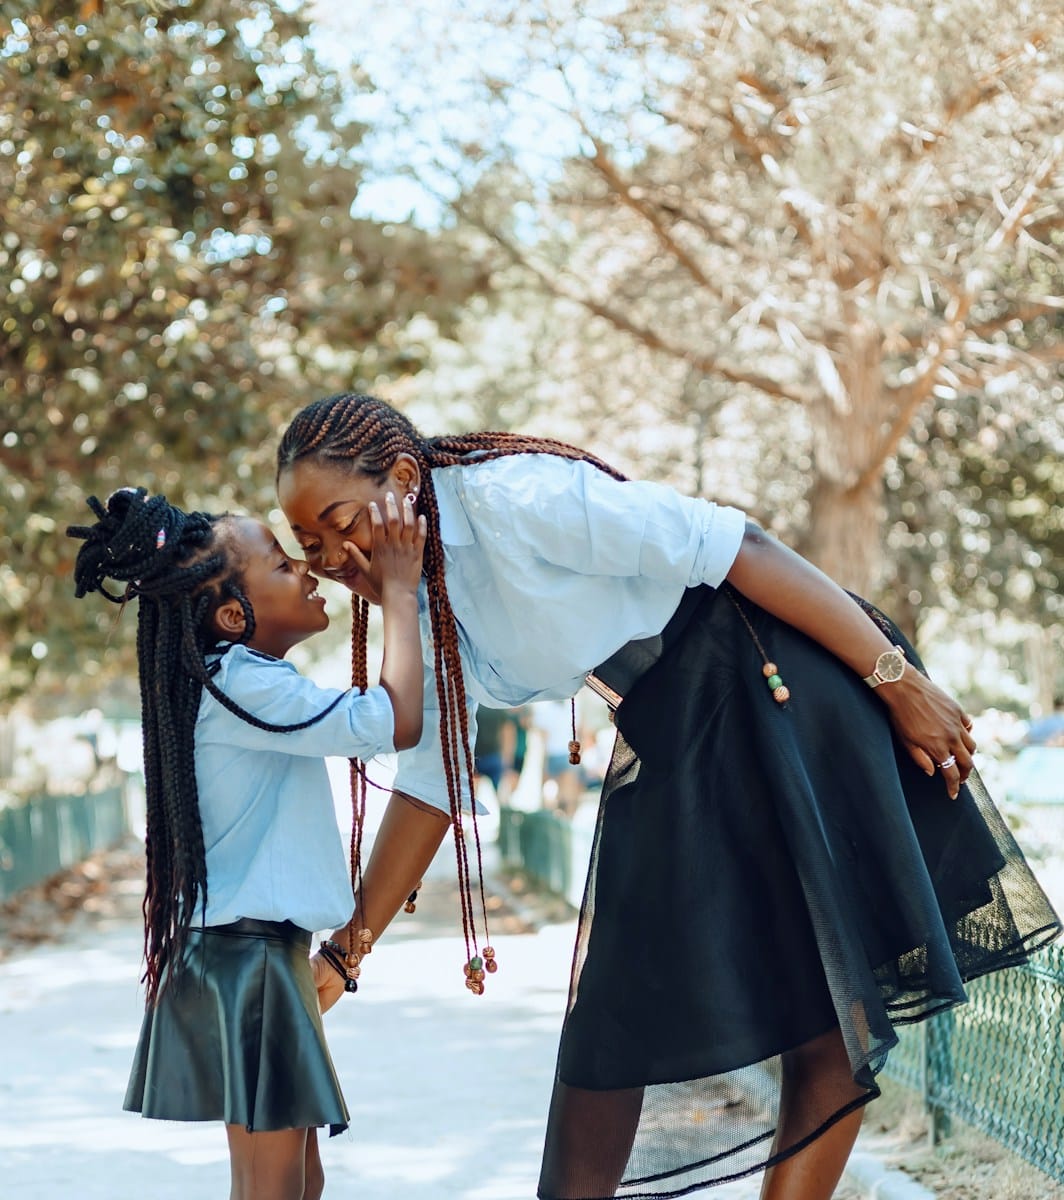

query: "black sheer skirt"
left=538, top=587, right=1060, bottom=1199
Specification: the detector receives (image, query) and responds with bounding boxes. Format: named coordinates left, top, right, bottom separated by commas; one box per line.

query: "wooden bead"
left=762, top=662, right=778, bottom=678
left=482, top=946, right=495, bottom=959
left=773, top=684, right=790, bottom=703
left=485, top=958, right=499, bottom=974
left=403, top=901, right=416, bottom=913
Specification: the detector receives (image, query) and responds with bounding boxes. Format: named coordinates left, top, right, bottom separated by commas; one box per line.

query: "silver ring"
left=938, top=754, right=957, bottom=770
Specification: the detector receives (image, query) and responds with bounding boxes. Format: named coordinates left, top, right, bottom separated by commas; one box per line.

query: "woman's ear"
left=213, top=599, right=247, bottom=641
left=392, top=452, right=421, bottom=497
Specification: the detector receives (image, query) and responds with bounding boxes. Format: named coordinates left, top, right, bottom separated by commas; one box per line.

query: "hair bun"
left=67, top=487, right=208, bottom=601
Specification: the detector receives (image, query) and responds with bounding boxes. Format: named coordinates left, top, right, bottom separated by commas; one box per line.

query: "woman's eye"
left=339, top=514, right=359, bottom=535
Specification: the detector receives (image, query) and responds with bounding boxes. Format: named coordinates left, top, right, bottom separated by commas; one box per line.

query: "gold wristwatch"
left=863, top=646, right=906, bottom=688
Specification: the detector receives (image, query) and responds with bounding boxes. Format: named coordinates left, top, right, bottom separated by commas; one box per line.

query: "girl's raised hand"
left=363, top=492, right=426, bottom=597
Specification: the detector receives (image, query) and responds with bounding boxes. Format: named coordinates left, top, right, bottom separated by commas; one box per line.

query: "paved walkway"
left=0, top=843, right=781, bottom=1200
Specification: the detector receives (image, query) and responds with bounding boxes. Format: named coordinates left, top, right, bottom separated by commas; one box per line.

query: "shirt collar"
left=432, top=468, right=476, bottom=546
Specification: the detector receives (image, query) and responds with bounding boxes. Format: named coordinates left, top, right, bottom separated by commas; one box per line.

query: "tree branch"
left=453, top=198, right=812, bottom=406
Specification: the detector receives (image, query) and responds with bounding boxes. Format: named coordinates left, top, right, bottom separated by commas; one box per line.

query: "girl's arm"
left=355, top=493, right=427, bottom=751
left=726, top=522, right=976, bottom=796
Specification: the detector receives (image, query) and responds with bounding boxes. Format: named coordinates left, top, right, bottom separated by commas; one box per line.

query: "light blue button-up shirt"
left=393, top=454, right=747, bottom=814
left=195, top=644, right=395, bottom=929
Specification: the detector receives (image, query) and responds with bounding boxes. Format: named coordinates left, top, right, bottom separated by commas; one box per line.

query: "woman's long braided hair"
left=276, top=393, right=625, bottom=986
left=68, top=487, right=343, bottom=1002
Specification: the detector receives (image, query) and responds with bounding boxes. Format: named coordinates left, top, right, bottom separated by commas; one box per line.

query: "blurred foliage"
left=346, top=0, right=1064, bottom=634
left=0, top=0, right=483, bottom=705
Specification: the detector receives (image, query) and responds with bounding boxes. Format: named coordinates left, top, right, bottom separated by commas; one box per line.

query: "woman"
left=276, top=393, right=1059, bottom=1200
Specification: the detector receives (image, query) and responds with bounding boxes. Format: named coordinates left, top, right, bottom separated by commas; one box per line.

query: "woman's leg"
left=538, top=1083, right=645, bottom=1199
left=226, top=1125, right=308, bottom=1200
left=758, top=1027, right=865, bottom=1200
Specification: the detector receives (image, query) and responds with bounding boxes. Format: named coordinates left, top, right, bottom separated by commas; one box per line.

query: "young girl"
left=67, top=484, right=426, bottom=1200
left=273, top=392, right=1060, bottom=1200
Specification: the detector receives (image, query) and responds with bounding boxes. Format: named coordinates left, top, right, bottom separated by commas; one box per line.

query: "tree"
left=0, top=0, right=481, bottom=703
left=350, top=0, right=1064, bottom=613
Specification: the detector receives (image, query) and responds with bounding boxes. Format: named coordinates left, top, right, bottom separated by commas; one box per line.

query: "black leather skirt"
left=124, top=918, right=349, bottom=1135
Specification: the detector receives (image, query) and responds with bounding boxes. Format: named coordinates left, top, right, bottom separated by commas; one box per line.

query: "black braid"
left=277, top=393, right=627, bottom=985
left=68, top=487, right=344, bottom=1002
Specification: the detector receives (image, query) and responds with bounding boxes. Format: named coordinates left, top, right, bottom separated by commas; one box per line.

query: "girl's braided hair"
left=68, top=487, right=342, bottom=1001
left=276, top=393, right=625, bottom=977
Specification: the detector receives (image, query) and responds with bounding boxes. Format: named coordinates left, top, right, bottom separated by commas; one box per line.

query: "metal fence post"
left=924, top=1010, right=954, bottom=1145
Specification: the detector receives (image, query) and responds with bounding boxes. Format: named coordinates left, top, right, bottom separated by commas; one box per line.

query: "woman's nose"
left=324, top=541, right=348, bottom=570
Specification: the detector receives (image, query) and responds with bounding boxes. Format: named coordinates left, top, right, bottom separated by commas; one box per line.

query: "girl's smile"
left=214, top=517, right=329, bottom=658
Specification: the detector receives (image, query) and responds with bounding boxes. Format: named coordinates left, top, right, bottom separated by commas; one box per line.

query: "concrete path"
left=0, top=843, right=776, bottom=1199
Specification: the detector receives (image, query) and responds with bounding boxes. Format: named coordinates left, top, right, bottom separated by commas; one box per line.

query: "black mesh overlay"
left=538, top=587, right=1060, bottom=1199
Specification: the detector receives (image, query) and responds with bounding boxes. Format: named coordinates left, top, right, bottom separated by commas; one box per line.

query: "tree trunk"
left=797, top=318, right=889, bottom=597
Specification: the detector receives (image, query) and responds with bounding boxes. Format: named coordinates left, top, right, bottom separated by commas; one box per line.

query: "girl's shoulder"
left=205, top=644, right=293, bottom=687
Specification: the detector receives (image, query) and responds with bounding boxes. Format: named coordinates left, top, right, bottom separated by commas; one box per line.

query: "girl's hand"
left=878, top=671, right=976, bottom=799
left=310, top=950, right=345, bottom=1015
left=366, top=492, right=427, bottom=597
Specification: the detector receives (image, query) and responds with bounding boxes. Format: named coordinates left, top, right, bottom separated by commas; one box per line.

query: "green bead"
left=767, top=674, right=782, bottom=689
left=469, top=956, right=483, bottom=971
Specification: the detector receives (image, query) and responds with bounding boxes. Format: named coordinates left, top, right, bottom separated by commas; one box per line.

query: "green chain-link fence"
left=884, top=943, right=1064, bottom=1181
left=0, top=781, right=130, bottom=903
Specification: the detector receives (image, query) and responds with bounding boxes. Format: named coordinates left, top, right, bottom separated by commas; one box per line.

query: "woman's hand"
left=726, top=523, right=976, bottom=799
left=876, top=670, right=976, bottom=799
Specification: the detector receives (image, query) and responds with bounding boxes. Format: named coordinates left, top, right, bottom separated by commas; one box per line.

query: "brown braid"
left=277, top=394, right=628, bottom=988
left=348, top=597, right=370, bottom=965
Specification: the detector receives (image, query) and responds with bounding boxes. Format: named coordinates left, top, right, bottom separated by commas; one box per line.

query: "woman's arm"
left=726, top=521, right=976, bottom=796
left=315, top=789, right=451, bottom=1012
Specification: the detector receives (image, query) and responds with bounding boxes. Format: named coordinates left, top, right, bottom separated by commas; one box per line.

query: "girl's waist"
left=195, top=918, right=312, bottom=948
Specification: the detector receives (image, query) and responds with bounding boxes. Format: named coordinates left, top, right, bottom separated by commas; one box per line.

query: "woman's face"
left=277, top=456, right=420, bottom=604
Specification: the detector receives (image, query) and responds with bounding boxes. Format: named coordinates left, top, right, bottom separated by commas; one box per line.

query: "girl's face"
left=218, top=517, right=328, bottom=658
left=277, top=456, right=420, bottom=605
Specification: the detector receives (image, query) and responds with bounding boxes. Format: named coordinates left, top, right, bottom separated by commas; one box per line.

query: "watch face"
left=877, top=649, right=905, bottom=682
